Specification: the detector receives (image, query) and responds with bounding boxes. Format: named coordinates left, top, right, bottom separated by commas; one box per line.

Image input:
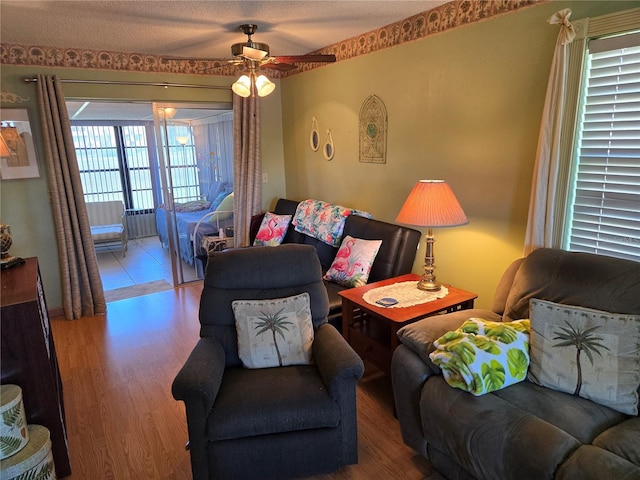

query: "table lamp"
left=396, top=180, right=468, bottom=291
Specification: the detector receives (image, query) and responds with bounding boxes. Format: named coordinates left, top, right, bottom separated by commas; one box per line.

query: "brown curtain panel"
left=233, top=93, right=262, bottom=247
left=35, top=75, right=106, bottom=319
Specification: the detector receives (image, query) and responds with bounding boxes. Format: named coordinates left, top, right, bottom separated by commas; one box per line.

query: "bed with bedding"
left=155, top=188, right=234, bottom=269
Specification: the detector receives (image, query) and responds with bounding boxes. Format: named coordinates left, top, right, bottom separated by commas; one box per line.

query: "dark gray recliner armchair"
left=172, top=244, right=365, bottom=480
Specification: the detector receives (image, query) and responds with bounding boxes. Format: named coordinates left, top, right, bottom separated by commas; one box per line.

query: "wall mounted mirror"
left=323, top=130, right=334, bottom=161
left=310, top=116, right=320, bottom=152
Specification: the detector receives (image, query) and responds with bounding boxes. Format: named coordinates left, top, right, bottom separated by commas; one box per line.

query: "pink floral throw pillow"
left=324, top=235, right=382, bottom=287
left=253, top=212, right=292, bottom=247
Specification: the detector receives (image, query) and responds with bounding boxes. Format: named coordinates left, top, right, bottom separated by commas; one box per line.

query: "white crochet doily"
left=362, top=281, right=449, bottom=308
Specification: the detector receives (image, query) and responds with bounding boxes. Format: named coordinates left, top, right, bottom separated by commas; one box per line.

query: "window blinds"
left=567, top=32, right=640, bottom=261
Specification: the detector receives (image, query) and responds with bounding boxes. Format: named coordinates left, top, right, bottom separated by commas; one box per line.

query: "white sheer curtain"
left=523, top=9, right=576, bottom=255
left=193, top=112, right=234, bottom=195
left=233, top=94, right=262, bottom=247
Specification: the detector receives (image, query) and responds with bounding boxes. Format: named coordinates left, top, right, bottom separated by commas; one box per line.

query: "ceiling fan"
left=164, top=24, right=336, bottom=73
left=165, top=24, right=336, bottom=97
left=228, top=24, right=336, bottom=72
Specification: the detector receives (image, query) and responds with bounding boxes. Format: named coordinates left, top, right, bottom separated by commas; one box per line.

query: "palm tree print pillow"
left=429, top=318, right=531, bottom=396
left=232, top=293, right=314, bottom=369
left=528, top=298, right=640, bottom=415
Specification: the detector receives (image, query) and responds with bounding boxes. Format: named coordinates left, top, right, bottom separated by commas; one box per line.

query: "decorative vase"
left=0, top=224, right=13, bottom=261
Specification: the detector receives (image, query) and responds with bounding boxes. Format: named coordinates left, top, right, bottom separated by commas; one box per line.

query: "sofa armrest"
left=171, top=337, right=225, bottom=479
left=172, top=337, right=226, bottom=411
left=249, top=212, right=265, bottom=245
left=313, top=323, right=364, bottom=396
left=396, top=308, right=501, bottom=367
left=313, top=322, right=363, bottom=466
left=391, top=345, right=432, bottom=456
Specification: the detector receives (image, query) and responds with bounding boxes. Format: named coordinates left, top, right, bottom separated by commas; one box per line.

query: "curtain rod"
left=23, top=77, right=230, bottom=90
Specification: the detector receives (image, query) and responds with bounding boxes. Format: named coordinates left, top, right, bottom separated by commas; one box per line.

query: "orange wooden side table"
left=339, top=273, right=477, bottom=375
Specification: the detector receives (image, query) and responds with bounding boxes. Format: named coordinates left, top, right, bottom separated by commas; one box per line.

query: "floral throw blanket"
left=429, top=318, right=531, bottom=396
left=292, top=199, right=372, bottom=247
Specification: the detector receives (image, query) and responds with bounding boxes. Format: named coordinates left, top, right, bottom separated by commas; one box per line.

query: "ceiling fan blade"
left=272, top=54, right=336, bottom=64
left=262, top=62, right=298, bottom=72
left=161, top=56, right=235, bottom=63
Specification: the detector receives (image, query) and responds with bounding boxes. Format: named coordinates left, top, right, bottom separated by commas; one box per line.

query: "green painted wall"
left=278, top=1, right=636, bottom=309
left=0, top=66, right=285, bottom=309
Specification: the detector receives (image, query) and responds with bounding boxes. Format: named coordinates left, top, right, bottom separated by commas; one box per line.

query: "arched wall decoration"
left=359, top=94, right=387, bottom=164
left=310, top=116, right=320, bottom=151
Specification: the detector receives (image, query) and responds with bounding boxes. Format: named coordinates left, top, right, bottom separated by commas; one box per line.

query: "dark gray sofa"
left=391, top=248, right=640, bottom=480
left=249, top=198, right=421, bottom=329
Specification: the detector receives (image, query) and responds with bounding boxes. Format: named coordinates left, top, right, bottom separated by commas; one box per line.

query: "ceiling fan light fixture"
left=232, top=74, right=252, bottom=97
left=255, top=74, right=275, bottom=97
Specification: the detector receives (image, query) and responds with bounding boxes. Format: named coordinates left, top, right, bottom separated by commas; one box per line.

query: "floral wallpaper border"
left=0, top=0, right=545, bottom=78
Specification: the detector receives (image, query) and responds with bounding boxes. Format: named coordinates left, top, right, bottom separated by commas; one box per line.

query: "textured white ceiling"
left=0, top=0, right=449, bottom=60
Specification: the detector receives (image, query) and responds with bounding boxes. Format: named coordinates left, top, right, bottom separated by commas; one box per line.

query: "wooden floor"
left=51, top=282, right=436, bottom=479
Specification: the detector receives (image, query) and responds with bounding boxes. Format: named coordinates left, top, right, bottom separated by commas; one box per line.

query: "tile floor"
left=96, top=236, right=200, bottom=290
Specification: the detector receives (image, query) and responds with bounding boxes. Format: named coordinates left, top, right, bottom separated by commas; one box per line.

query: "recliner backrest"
left=199, top=244, right=330, bottom=367
left=490, top=257, right=525, bottom=316
left=502, top=248, right=640, bottom=322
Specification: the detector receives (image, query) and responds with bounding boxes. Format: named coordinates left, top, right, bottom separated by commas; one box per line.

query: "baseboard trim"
left=48, top=306, right=65, bottom=319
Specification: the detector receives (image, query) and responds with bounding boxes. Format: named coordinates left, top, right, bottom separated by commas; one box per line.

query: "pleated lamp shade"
left=396, top=180, right=468, bottom=228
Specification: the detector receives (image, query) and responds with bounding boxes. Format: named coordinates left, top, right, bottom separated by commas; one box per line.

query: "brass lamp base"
left=417, top=228, right=441, bottom=292
left=417, top=277, right=441, bottom=292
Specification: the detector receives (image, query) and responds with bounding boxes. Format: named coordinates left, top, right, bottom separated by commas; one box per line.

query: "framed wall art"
left=0, top=109, right=40, bottom=180
left=359, top=95, right=387, bottom=164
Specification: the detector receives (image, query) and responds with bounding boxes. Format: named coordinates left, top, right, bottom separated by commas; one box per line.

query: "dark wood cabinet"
left=1, top=257, right=71, bottom=477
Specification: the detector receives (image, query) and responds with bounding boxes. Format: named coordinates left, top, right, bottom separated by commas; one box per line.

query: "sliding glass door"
left=152, top=103, right=234, bottom=285
left=69, top=100, right=233, bottom=288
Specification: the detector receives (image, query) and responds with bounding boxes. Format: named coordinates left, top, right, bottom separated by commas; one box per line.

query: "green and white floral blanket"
left=429, top=318, right=531, bottom=396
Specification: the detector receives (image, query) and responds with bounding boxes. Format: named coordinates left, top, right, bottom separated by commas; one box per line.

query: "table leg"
left=390, top=323, right=401, bottom=352
left=341, top=298, right=354, bottom=343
